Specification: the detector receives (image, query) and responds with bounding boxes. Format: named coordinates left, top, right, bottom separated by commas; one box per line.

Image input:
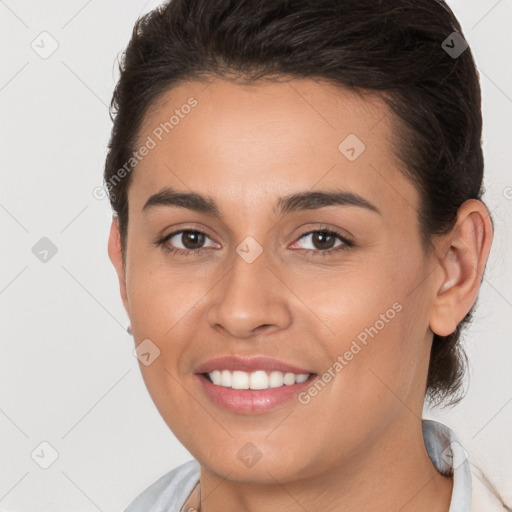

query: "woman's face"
left=111, top=77, right=441, bottom=483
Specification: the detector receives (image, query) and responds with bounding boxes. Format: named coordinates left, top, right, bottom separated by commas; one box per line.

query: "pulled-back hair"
left=104, top=0, right=493, bottom=407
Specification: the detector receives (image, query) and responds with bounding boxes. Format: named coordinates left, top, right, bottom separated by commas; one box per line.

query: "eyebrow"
left=141, top=186, right=382, bottom=218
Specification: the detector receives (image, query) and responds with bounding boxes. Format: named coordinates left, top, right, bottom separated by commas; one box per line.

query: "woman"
left=103, top=0, right=509, bottom=510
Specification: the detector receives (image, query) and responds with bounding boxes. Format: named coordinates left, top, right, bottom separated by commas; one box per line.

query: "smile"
left=205, top=369, right=311, bottom=390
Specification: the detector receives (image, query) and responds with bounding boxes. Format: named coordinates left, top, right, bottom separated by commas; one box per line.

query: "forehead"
left=130, top=77, right=417, bottom=217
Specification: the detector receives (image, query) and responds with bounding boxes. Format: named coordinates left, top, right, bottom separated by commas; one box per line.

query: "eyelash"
left=155, top=228, right=354, bottom=257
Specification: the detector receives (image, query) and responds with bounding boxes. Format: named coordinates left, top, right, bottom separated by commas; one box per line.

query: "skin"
left=108, top=77, right=493, bottom=511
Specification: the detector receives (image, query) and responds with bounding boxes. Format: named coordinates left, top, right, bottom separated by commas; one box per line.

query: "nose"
left=206, top=247, right=292, bottom=339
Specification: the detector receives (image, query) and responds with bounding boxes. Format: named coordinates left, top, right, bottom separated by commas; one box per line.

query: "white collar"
left=423, top=419, right=507, bottom=511
left=423, top=419, right=472, bottom=512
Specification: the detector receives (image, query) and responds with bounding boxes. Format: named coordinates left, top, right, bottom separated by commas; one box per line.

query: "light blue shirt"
left=123, top=419, right=506, bottom=511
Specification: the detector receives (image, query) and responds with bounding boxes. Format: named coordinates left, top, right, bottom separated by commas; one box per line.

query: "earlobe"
left=430, top=302, right=458, bottom=337
left=108, top=217, right=130, bottom=316
left=429, top=199, right=493, bottom=337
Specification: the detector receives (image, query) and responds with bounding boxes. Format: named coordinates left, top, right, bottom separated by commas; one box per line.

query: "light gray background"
left=1, top=0, right=511, bottom=510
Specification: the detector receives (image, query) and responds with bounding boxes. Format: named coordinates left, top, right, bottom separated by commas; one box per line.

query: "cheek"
left=126, top=246, right=204, bottom=336
left=318, top=254, right=430, bottom=405
left=327, top=309, right=411, bottom=404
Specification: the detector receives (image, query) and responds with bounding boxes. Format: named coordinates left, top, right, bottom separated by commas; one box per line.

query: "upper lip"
left=194, top=356, right=314, bottom=375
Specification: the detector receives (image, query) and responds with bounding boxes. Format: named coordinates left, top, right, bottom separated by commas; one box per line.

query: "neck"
left=197, top=415, right=453, bottom=512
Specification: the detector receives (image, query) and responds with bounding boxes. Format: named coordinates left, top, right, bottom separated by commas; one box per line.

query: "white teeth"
left=220, top=369, right=232, bottom=387
left=250, top=370, right=268, bottom=390
left=283, top=372, right=296, bottom=385
left=295, top=373, right=309, bottom=383
left=231, top=370, right=249, bottom=389
left=210, top=370, right=222, bottom=385
left=206, top=370, right=311, bottom=390
left=269, top=371, right=284, bottom=388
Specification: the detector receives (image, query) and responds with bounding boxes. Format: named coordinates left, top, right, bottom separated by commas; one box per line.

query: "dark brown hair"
left=104, top=0, right=494, bottom=407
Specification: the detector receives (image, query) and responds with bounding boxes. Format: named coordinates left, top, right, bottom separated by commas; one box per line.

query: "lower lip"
left=195, top=373, right=316, bottom=414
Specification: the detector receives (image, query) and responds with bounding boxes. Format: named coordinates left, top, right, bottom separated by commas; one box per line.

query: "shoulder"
left=469, top=465, right=511, bottom=512
left=422, top=419, right=510, bottom=512
left=123, top=459, right=201, bottom=512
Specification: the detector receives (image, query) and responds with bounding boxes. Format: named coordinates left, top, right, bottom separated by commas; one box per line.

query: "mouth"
left=200, top=369, right=314, bottom=389
left=195, top=369, right=317, bottom=414
left=193, top=355, right=317, bottom=414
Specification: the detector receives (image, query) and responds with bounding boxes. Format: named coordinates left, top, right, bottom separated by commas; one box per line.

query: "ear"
left=429, top=199, right=493, bottom=336
left=108, top=217, right=130, bottom=318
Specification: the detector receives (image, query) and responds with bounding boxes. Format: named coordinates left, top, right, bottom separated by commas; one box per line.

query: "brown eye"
left=292, top=229, right=354, bottom=255
left=310, top=231, right=337, bottom=250
left=158, top=229, right=218, bottom=256
left=176, top=230, right=206, bottom=250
